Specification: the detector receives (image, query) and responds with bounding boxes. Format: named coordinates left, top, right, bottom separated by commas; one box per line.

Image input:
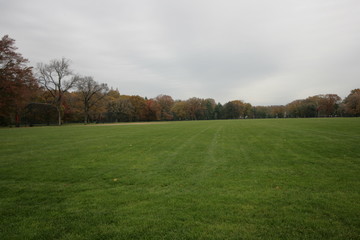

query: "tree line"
left=1, top=35, right=360, bottom=126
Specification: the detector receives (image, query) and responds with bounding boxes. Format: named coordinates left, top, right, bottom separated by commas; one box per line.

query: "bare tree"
left=37, top=58, right=77, bottom=125
left=76, top=76, right=109, bottom=124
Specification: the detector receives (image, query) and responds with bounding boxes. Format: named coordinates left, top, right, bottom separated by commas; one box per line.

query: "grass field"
left=1, top=118, right=360, bottom=239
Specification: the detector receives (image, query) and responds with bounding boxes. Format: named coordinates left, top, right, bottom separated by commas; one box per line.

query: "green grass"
left=1, top=118, right=360, bottom=239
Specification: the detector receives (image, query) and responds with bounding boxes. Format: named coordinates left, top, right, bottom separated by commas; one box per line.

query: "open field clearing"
left=1, top=118, right=360, bottom=239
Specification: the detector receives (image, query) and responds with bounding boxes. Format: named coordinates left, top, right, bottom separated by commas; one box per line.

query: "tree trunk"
left=15, top=113, right=20, bottom=127
left=57, top=106, right=62, bottom=125
left=84, top=106, right=89, bottom=124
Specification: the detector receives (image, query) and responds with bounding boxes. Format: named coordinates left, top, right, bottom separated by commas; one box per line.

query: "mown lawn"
left=0, top=118, right=360, bottom=239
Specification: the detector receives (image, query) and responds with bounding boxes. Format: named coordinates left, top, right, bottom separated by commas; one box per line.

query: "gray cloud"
left=1, top=0, right=359, bottom=105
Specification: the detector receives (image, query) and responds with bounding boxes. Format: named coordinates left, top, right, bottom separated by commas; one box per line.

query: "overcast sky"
left=1, top=0, right=359, bottom=105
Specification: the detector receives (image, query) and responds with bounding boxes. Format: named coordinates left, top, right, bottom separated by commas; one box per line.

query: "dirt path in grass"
left=86, top=122, right=169, bottom=126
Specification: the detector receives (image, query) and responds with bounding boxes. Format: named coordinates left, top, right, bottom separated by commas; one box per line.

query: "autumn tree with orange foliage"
left=155, top=94, right=174, bottom=120
left=344, top=89, right=360, bottom=116
left=0, top=35, right=38, bottom=126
